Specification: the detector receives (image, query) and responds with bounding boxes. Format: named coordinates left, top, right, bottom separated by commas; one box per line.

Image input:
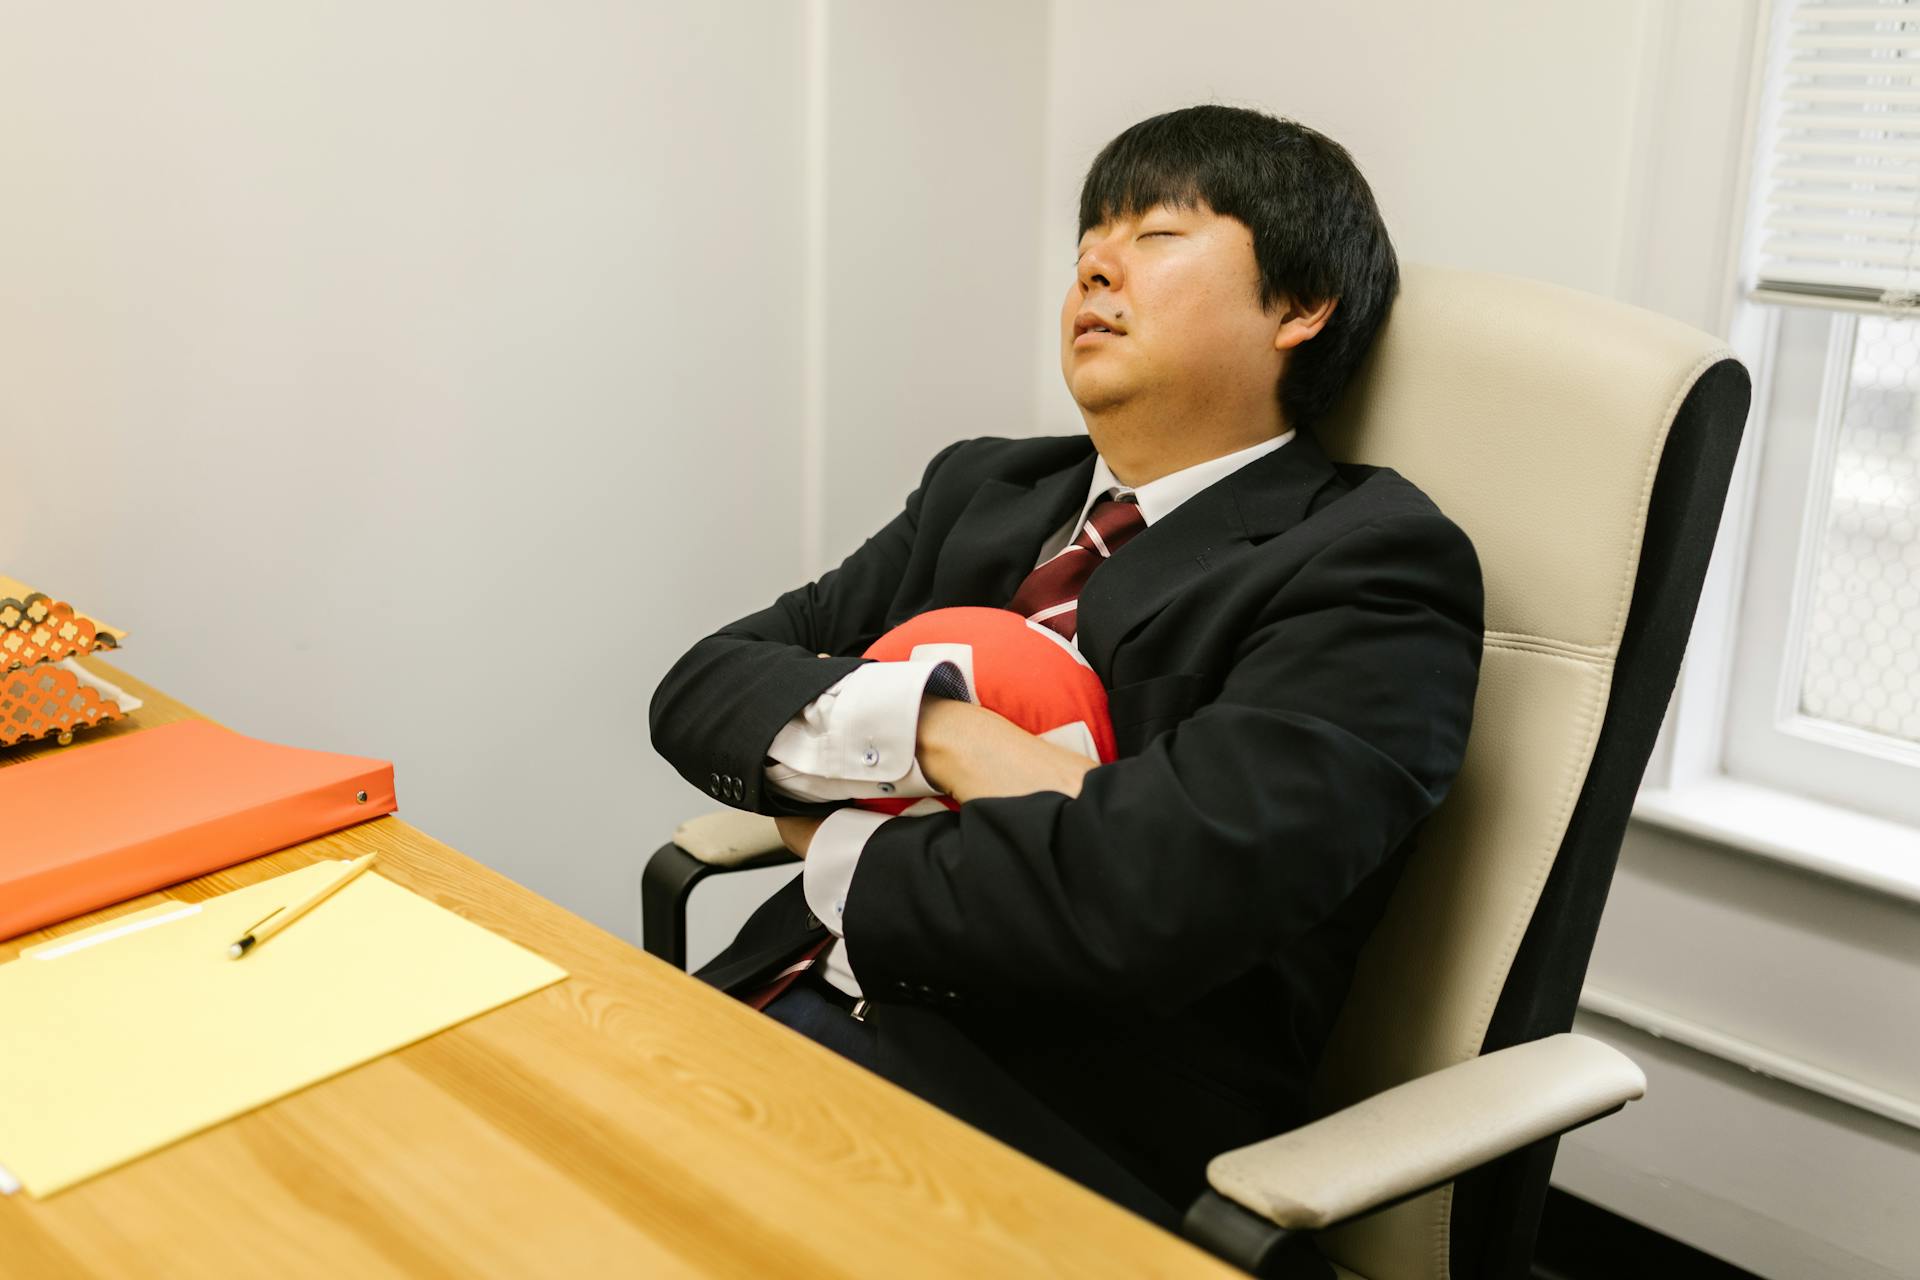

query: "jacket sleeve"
left=838, top=506, right=1486, bottom=1019
left=647, top=438, right=971, bottom=819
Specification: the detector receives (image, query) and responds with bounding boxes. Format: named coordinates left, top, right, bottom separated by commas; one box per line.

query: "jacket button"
left=708, top=772, right=721, bottom=795
left=805, top=911, right=820, bottom=929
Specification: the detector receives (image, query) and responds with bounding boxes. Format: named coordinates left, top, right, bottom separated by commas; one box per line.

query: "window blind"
left=1754, top=1, right=1920, bottom=312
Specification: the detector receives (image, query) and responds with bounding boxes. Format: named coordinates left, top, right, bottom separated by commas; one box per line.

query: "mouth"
left=1072, top=310, right=1126, bottom=343
left=1072, top=328, right=1119, bottom=349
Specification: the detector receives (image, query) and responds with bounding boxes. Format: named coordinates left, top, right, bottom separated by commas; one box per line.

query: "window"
left=1721, top=305, right=1920, bottom=827
left=1651, top=0, right=1920, bottom=840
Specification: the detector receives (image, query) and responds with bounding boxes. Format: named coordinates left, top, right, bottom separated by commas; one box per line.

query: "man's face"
left=1060, top=199, right=1283, bottom=418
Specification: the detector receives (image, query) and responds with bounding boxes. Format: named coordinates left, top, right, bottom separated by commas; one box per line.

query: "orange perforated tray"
left=0, top=719, right=397, bottom=942
left=2, top=661, right=126, bottom=746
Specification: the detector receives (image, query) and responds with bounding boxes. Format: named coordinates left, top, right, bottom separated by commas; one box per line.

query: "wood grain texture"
left=0, top=658, right=1235, bottom=1278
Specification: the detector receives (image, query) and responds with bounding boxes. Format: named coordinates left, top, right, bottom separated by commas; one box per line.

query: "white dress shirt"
left=764, top=430, right=1295, bottom=998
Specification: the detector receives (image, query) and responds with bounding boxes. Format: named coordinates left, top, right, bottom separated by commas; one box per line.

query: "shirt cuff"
left=764, top=752, right=944, bottom=803
left=801, top=808, right=892, bottom=938
left=763, top=657, right=964, bottom=799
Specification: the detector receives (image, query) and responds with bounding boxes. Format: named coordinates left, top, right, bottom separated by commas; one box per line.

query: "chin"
left=1066, top=372, right=1132, bottom=415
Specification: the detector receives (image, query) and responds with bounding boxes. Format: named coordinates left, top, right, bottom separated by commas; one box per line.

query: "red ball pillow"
left=853, top=606, right=1116, bottom=817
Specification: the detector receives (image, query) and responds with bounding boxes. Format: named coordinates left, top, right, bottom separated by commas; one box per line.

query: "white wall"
left=685, top=0, right=1055, bottom=967
left=0, top=0, right=813, bottom=942
left=1565, top=826, right=1920, bottom=1280
left=0, top=1, right=1055, bottom=969
left=819, top=1, right=1051, bottom=558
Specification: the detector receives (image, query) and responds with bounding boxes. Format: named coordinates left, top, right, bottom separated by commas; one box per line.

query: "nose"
left=1077, top=234, right=1121, bottom=292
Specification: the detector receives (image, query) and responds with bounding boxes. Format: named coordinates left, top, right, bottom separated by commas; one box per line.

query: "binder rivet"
left=355, top=790, right=368, bottom=803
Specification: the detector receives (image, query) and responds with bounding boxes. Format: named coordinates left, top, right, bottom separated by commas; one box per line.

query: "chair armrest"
left=672, top=808, right=791, bottom=867
left=640, top=809, right=799, bottom=970
left=1205, top=1032, right=1646, bottom=1230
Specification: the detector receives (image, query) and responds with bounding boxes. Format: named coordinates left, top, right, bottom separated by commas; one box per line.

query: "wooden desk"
left=0, top=658, right=1237, bottom=1278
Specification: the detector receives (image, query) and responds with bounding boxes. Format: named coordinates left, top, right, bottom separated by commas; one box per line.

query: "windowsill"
left=1632, top=776, right=1920, bottom=906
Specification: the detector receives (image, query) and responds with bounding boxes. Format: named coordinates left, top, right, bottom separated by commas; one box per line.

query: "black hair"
left=1077, top=104, right=1399, bottom=432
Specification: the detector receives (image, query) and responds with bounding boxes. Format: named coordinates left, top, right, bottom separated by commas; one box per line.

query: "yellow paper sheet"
left=0, top=860, right=568, bottom=1197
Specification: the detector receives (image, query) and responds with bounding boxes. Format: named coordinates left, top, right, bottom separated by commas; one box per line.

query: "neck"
left=1082, top=397, right=1292, bottom=488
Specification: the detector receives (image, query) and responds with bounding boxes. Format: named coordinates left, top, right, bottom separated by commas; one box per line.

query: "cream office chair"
left=641, top=263, right=1751, bottom=1280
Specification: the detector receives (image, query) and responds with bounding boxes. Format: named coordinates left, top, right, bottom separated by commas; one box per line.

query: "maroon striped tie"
left=740, top=935, right=835, bottom=1011
left=1006, top=493, right=1146, bottom=641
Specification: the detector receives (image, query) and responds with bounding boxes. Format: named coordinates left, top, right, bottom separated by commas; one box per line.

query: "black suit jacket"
left=648, top=426, right=1483, bottom=1207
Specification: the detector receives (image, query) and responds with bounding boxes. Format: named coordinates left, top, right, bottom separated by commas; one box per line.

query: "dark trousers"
left=762, top=967, right=1184, bottom=1233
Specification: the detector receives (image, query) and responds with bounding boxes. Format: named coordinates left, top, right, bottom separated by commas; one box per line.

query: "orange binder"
left=0, top=719, right=397, bottom=943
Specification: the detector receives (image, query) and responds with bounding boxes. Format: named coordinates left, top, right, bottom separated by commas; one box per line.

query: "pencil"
left=226, top=853, right=379, bottom=959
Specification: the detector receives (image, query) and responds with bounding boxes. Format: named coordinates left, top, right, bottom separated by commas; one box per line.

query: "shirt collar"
left=1070, top=430, right=1296, bottom=533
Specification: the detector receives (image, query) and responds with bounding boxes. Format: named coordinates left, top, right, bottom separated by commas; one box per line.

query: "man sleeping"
left=649, top=103, right=1483, bottom=1228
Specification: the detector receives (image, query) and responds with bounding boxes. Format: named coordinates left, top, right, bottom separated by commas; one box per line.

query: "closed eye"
left=1073, top=231, right=1175, bottom=267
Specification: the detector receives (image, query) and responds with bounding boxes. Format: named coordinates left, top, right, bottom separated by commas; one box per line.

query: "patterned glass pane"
left=1799, top=313, right=1920, bottom=742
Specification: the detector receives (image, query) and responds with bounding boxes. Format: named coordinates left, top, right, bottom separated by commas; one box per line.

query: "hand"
left=775, top=814, right=825, bottom=860
left=916, top=697, right=1099, bottom=804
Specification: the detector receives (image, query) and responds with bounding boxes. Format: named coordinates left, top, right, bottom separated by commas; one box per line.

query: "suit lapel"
left=1076, top=427, right=1341, bottom=679
left=931, top=444, right=1098, bottom=610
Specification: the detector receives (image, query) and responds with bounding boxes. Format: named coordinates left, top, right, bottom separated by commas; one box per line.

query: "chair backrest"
left=1306, top=263, right=1750, bottom=1280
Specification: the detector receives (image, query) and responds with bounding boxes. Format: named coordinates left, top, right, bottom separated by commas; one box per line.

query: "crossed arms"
left=648, top=441, right=1484, bottom=1019
left=773, top=691, right=1101, bottom=859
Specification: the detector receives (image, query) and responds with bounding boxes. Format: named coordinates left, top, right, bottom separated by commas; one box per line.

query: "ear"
left=1272, top=294, right=1339, bottom=353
